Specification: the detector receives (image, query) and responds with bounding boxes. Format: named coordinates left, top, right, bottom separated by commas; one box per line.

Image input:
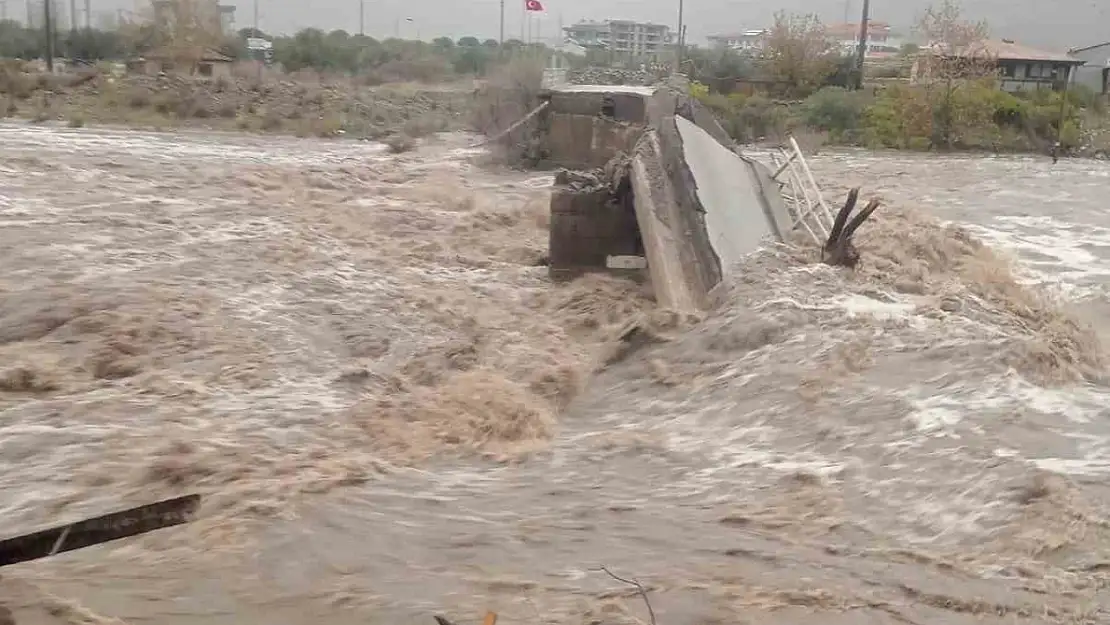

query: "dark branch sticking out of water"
left=594, top=565, right=657, bottom=625
left=823, top=187, right=881, bottom=269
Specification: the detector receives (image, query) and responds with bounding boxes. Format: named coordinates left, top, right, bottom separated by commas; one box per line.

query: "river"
left=0, top=124, right=1107, bottom=625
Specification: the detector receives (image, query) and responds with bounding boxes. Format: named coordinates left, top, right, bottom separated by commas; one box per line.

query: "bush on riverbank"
left=694, top=78, right=1104, bottom=154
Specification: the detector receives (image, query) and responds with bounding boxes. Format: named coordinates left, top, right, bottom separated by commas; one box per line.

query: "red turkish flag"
left=525, top=0, right=544, bottom=11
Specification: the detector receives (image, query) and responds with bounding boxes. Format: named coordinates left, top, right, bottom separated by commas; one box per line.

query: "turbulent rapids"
left=0, top=121, right=1109, bottom=625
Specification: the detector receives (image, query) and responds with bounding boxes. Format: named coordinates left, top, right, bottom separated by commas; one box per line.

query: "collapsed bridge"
left=525, top=80, right=805, bottom=313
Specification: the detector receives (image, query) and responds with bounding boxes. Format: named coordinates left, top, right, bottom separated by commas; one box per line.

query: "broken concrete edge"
left=543, top=81, right=795, bottom=313
left=629, top=131, right=700, bottom=313
left=644, top=92, right=725, bottom=312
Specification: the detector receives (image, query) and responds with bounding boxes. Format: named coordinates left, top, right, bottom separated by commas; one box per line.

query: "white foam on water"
left=837, top=293, right=917, bottom=320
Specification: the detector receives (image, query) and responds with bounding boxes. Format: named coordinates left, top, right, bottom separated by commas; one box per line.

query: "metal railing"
left=768, top=136, right=836, bottom=246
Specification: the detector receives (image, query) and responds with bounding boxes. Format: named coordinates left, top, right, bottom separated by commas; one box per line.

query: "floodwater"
left=1, top=124, right=1108, bottom=625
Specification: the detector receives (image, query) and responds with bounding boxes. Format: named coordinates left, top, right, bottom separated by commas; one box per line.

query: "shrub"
left=861, top=84, right=932, bottom=148
left=799, top=87, right=871, bottom=139
left=260, top=113, right=282, bottom=130
left=152, top=94, right=173, bottom=114
left=386, top=134, right=416, bottom=153
left=470, top=55, right=544, bottom=164
left=688, top=80, right=710, bottom=100
left=699, top=92, right=789, bottom=144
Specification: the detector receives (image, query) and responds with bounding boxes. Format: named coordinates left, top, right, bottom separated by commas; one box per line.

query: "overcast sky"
left=73, top=0, right=1110, bottom=50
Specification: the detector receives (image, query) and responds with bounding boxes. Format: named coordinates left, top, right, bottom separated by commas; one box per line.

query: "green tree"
left=764, top=12, right=838, bottom=97
left=914, top=0, right=993, bottom=148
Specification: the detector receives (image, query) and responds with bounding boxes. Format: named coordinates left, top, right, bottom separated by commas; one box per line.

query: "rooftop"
left=551, top=84, right=656, bottom=96
left=932, top=39, right=1082, bottom=64
left=825, top=21, right=892, bottom=37
left=707, top=30, right=768, bottom=39
left=1069, top=41, right=1110, bottom=54
left=566, top=19, right=669, bottom=29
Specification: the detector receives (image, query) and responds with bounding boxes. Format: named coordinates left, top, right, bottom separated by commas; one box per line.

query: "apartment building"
left=825, top=21, right=904, bottom=57
left=706, top=29, right=768, bottom=53
left=218, top=4, right=235, bottom=35
left=564, top=19, right=672, bottom=57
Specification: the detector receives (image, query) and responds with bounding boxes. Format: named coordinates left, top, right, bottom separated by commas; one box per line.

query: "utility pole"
left=499, top=0, right=504, bottom=44
left=68, top=0, right=76, bottom=59
left=675, top=0, right=684, bottom=72
left=43, top=0, right=54, bottom=72
left=853, top=0, right=870, bottom=90
left=358, top=0, right=363, bottom=36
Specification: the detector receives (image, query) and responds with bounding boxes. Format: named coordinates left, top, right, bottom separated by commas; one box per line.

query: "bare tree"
left=763, top=12, right=837, bottom=97
left=913, top=0, right=994, bottom=148
left=126, top=0, right=223, bottom=74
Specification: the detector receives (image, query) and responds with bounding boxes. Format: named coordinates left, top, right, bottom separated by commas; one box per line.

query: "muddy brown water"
left=1, top=124, right=1108, bottom=625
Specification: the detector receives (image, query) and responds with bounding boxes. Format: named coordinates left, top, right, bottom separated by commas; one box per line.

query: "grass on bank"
left=694, top=79, right=1110, bottom=154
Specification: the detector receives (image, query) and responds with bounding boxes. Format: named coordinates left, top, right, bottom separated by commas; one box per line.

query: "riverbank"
left=697, top=82, right=1110, bottom=158
left=0, top=69, right=475, bottom=141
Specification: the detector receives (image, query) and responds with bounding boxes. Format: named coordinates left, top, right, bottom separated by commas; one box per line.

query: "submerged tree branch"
left=594, top=565, right=657, bottom=625
left=822, top=187, right=880, bottom=268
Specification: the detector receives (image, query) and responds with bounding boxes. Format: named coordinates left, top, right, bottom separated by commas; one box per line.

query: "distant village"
left=559, top=17, right=1109, bottom=96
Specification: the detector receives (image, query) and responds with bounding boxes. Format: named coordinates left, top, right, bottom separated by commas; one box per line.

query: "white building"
left=564, top=19, right=672, bottom=57
left=218, top=3, right=235, bottom=35
left=706, top=30, right=768, bottom=53
left=825, top=21, right=904, bottom=58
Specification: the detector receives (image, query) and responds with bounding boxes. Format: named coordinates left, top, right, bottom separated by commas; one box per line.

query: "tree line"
left=0, top=18, right=541, bottom=79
